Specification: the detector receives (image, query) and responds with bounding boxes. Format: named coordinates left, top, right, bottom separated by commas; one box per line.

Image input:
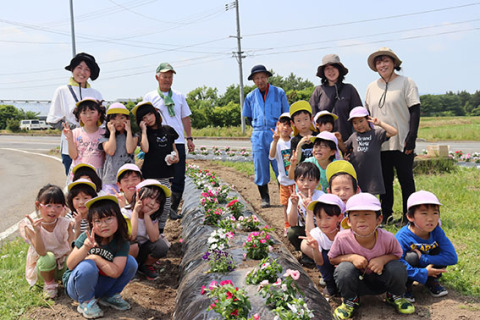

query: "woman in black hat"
left=365, top=47, right=420, bottom=225
left=47, top=53, right=103, bottom=175
left=309, top=54, right=362, bottom=142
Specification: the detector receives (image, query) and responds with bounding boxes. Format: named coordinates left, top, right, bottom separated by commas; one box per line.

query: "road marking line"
left=0, top=148, right=62, bottom=242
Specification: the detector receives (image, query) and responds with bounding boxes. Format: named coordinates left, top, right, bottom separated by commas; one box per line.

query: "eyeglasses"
left=40, top=204, right=64, bottom=211
left=93, top=216, right=116, bottom=226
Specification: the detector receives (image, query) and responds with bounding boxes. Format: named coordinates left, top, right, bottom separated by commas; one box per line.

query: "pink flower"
left=284, top=269, right=300, bottom=280
left=265, top=234, right=271, bottom=240
left=260, top=239, right=266, bottom=244
left=200, top=285, right=207, bottom=295
left=260, top=280, right=269, bottom=287
left=227, top=199, right=239, bottom=207
left=268, top=245, right=273, bottom=252
left=253, top=314, right=260, bottom=320
left=226, top=232, right=234, bottom=239
left=209, top=280, right=218, bottom=290
left=179, top=238, right=183, bottom=243
left=238, top=216, right=244, bottom=221
left=274, top=278, right=282, bottom=286
left=220, top=280, right=233, bottom=286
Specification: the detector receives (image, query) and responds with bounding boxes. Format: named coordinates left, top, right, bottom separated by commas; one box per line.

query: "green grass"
left=0, top=239, right=53, bottom=319
left=418, top=116, right=480, bottom=141
left=215, top=161, right=480, bottom=298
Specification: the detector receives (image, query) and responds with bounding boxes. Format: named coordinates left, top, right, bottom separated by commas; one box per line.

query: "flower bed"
left=173, top=165, right=332, bottom=319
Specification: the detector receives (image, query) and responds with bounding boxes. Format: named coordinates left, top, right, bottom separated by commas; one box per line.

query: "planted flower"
left=246, top=257, right=283, bottom=284
left=200, top=145, right=208, bottom=151
left=238, top=215, right=261, bottom=231
left=241, top=150, right=250, bottom=157
left=243, top=226, right=275, bottom=260
left=271, top=297, right=314, bottom=320
left=258, top=269, right=305, bottom=311
left=200, top=194, right=219, bottom=211
left=227, top=150, right=236, bottom=157
left=202, top=249, right=236, bottom=273
left=201, top=280, right=255, bottom=320
left=216, top=216, right=237, bottom=232
left=204, top=208, right=224, bottom=225
left=208, top=228, right=234, bottom=250
left=226, top=198, right=244, bottom=220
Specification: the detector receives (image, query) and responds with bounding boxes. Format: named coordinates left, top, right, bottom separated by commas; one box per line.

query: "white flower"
left=281, top=284, right=287, bottom=291
left=287, top=303, right=297, bottom=313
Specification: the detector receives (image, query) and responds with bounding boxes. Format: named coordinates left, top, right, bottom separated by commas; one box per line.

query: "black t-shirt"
left=290, top=132, right=318, bottom=162
left=142, top=125, right=179, bottom=179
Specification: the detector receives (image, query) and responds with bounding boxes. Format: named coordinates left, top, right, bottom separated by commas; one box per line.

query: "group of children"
left=19, top=97, right=181, bottom=318
left=269, top=100, right=458, bottom=319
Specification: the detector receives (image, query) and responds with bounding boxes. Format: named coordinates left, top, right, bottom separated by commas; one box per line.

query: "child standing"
left=314, top=111, right=347, bottom=153
left=396, top=190, right=458, bottom=302
left=64, top=195, right=137, bottom=319
left=66, top=179, right=98, bottom=239
left=133, top=101, right=179, bottom=223
left=269, top=112, right=295, bottom=236
left=299, top=194, right=345, bottom=296
left=100, top=103, right=138, bottom=194
left=289, top=100, right=317, bottom=162
left=329, top=193, right=414, bottom=319
left=64, top=97, right=106, bottom=181
left=287, top=162, right=323, bottom=258
left=19, top=185, right=74, bottom=299
left=345, top=106, right=397, bottom=196
left=326, top=160, right=360, bottom=204
left=123, top=179, right=171, bottom=280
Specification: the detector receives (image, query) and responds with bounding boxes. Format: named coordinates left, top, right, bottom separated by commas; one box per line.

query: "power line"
left=243, top=2, right=480, bottom=37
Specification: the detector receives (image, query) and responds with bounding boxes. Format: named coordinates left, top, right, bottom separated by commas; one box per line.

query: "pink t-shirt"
left=328, top=228, right=402, bottom=268
left=72, top=127, right=106, bottom=169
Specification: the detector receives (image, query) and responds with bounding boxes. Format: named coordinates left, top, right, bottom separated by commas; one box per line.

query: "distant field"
left=418, top=116, right=480, bottom=141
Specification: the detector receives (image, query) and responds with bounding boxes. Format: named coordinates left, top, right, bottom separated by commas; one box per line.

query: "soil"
left=27, top=160, right=480, bottom=320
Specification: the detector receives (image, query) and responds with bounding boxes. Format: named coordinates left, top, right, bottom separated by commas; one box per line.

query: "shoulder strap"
left=67, top=85, right=79, bottom=103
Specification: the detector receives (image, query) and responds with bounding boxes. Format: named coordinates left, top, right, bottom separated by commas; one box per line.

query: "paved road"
left=0, top=135, right=64, bottom=240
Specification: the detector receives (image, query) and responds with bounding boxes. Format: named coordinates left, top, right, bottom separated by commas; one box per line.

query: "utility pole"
left=69, top=0, right=77, bottom=57
left=226, top=0, right=246, bottom=134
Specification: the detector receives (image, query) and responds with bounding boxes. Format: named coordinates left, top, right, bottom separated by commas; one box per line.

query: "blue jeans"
left=62, top=154, right=72, bottom=176
left=66, top=255, right=137, bottom=303
left=317, top=249, right=335, bottom=282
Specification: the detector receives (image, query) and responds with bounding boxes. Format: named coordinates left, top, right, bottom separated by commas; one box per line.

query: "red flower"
left=230, top=309, right=238, bottom=316
left=200, top=285, right=206, bottom=295
left=227, top=199, right=239, bottom=207
left=226, top=291, right=233, bottom=299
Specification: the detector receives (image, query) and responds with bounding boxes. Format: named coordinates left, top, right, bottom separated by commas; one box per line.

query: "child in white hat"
left=395, top=190, right=458, bottom=302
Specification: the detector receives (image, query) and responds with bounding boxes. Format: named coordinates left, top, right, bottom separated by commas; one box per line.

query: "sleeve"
left=268, top=141, right=276, bottom=161
left=280, top=90, right=290, bottom=113
left=327, top=235, right=342, bottom=260
left=309, top=87, right=321, bottom=115
left=376, top=128, right=388, bottom=144
left=74, top=232, right=87, bottom=249
left=404, top=78, right=420, bottom=108
left=180, top=93, right=192, bottom=118
left=168, top=125, right=179, bottom=140
left=47, top=86, right=66, bottom=124
left=242, top=94, right=252, bottom=119
left=396, top=227, right=429, bottom=284
left=419, top=227, right=458, bottom=267
left=18, top=218, right=33, bottom=243
left=345, top=135, right=353, bottom=151
left=349, top=84, right=363, bottom=108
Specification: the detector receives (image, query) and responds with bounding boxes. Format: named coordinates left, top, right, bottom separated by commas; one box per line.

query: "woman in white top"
left=365, top=47, right=420, bottom=225
left=47, top=53, right=103, bottom=175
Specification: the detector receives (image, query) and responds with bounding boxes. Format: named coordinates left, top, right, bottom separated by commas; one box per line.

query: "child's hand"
left=426, top=264, right=446, bottom=277
left=26, top=215, right=43, bottom=234
left=133, top=190, right=143, bottom=213
left=83, top=228, right=98, bottom=250
left=334, top=132, right=343, bottom=143
left=139, top=121, right=147, bottom=132
left=114, top=190, right=126, bottom=208
left=351, top=254, right=368, bottom=270
left=298, top=136, right=311, bottom=147
left=72, top=211, right=83, bottom=224
left=271, top=127, right=280, bottom=142
left=125, top=119, right=132, bottom=133
left=290, top=150, right=298, bottom=165
left=298, top=229, right=318, bottom=249
left=343, top=152, right=351, bottom=161
left=290, top=189, right=299, bottom=206
left=368, top=116, right=381, bottom=126
left=62, top=122, right=73, bottom=141
left=171, top=152, right=180, bottom=164
left=299, top=189, right=313, bottom=209
left=367, top=257, right=386, bottom=275
left=107, top=121, right=116, bottom=133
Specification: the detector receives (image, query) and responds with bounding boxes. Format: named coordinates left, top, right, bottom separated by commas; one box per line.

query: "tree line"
left=1, top=72, right=478, bottom=130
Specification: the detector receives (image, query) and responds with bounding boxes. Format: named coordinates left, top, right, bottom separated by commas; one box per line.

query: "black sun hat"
left=65, top=52, right=100, bottom=81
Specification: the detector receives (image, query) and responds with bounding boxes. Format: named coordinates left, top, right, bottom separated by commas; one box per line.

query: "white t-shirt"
left=47, top=84, right=103, bottom=155
left=122, top=207, right=158, bottom=245
left=143, top=89, right=192, bottom=144
left=269, top=138, right=295, bottom=186
left=310, top=226, right=344, bottom=251
left=287, top=189, right=324, bottom=227
left=365, top=75, right=420, bottom=152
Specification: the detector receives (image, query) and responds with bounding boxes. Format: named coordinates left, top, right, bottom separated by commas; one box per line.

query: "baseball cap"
left=117, top=163, right=142, bottom=182
left=289, top=100, right=312, bottom=117
left=72, top=163, right=96, bottom=175
left=407, top=190, right=442, bottom=210
left=107, top=103, right=130, bottom=116
left=86, top=195, right=119, bottom=209
left=346, top=193, right=381, bottom=212
left=309, top=131, right=342, bottom=160
left=156, top=62, right=176, bottom=74
left=131, top=101, right=155, bottom=118
left=279, top=112, right=291, bottom=121
left=314, top=110, right=338, bottom=123
left=68, top=178, right=96, bottom=192
left=326, top=160, right=357, bottom=183
left=348, top=106, right=370, bottom=121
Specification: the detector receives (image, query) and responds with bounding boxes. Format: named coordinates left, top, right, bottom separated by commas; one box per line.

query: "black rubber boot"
left=169, top=191, right=183, bottom=220
left=257, top=184, right=270, bottom=208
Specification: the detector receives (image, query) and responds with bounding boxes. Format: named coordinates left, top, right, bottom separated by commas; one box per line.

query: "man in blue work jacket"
left=243, top=65, right=290, bottom=208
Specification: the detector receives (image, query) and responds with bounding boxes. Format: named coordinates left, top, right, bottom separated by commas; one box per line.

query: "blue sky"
left=1, top=0, right=479, bottom=102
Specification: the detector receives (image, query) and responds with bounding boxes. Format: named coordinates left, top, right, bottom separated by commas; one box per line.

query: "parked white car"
left=39, top=120, right=52, bottom=130
left=20, top=119, right=41, bottom=130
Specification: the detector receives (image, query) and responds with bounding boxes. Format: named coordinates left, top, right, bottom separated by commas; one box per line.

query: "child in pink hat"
left=345, top=106, right=397, bottom=197
left=329, top=193, right=414, bottom=319
left=395, top=190, right=458, bottom=302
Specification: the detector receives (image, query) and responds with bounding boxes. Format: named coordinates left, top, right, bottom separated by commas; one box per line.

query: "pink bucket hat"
left=309, top=131, right=342, bottom=160
left=346, top=193, right=381, bottom=213
left=116, top=163, right=142, bottom=181
left=307, top=193, right=346, bottom=214
left=136, top=179, right=172, bottom=198
left=407, top=190, right=442, bottom=210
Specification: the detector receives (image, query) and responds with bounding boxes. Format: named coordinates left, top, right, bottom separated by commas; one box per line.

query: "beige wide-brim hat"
left=367, top=47, right=402, bottom=72
left=316, top=54, right=349, bottom=78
